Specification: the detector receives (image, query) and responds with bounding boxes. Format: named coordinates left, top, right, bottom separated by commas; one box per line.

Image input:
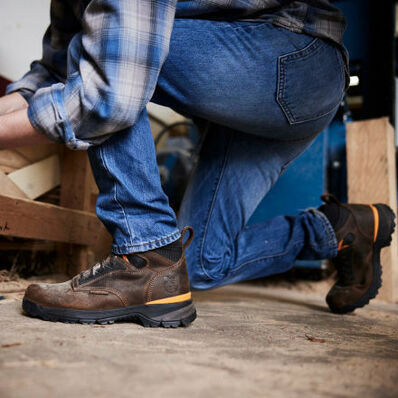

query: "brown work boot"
left=22, top=227, right=196, bottom=327
left=319, top=194, right=396, bottom=314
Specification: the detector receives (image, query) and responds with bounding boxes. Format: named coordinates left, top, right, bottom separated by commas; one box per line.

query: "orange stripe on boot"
left=146, top=292, right=192, bottom=305
left=369, top=204, right=379, bottom=243
left=337, top=240, right=349, bottom=251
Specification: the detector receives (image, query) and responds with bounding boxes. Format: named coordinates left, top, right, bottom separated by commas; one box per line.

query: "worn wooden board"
left=57, top=149, right=111, bottom=275
left=0, top=241, right=56, bottom=251
left=0, top=170, right=29, bottom=199
left=0, top=165, right=17, bottom=174
left=0, top=145, right=60, bottom=175
left=0, top=194, right=103, bottom=246
left=8, top=154, right=60, bottom=200
left=57, top=150, right=92, bottom=275
left=346, top=117, right=398, bottom=302
left=60, top=150, right=92, bottom=210
left=14, top=144, right=60, bottom=164
left=0, top=149, right=30, bottom=169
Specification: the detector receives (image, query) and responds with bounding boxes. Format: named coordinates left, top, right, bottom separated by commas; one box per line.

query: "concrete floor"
left=1, top=283, right=398, bottom=398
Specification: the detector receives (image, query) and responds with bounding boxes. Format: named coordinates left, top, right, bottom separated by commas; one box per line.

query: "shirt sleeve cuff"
left=28, top=84, right=91, bottom=150
left=5, top=85, right=35, bottom=102
left=6, top=61, right=57, bottom=103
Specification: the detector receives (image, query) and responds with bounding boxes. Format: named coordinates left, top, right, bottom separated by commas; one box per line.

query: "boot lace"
left=78, top=255, right=122, bottom=284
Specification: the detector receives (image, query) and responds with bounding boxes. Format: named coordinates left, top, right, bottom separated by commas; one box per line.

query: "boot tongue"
left=124, top=254, right=147, bottom=269
left=77, top=255, right=126, bottom=285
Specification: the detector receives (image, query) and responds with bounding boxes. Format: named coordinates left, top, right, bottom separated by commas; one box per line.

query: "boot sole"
left=22, top=298, right=197, bottom=328
left=329, top=204, right=396, bottom=314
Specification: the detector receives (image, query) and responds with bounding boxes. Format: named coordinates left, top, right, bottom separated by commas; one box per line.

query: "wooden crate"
left=0, top=144, right=111, bottom=276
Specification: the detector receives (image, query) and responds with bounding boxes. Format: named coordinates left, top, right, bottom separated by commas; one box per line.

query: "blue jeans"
left=88, top=19, right=345, bottom=289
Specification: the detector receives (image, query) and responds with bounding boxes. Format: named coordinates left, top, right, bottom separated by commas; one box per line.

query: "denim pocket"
left=276, top=38, right=344, bottom=125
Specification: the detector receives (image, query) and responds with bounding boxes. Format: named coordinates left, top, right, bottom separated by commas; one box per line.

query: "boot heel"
left=374, top=204, right=396, bottom=248
left=138, top=301, right=197, bottom=328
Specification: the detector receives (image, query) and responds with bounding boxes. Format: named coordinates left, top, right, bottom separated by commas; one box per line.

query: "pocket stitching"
left=276, top=38, right=342, bottom=125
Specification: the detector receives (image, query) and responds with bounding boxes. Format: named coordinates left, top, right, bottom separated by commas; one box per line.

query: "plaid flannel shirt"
left=7, top=0, right=347, bottom=149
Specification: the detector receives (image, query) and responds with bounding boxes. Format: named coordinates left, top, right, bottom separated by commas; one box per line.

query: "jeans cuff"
left=111, top=229, right=181, bottom=255
left=308, top=208, right=338, bottom=258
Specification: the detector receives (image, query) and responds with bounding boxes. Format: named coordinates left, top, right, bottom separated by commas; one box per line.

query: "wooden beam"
left=58, top=149, right=111, bottom=275
left=0, top=165, right=17, bottom=174
left=346, top=117, right=398, bottom=302
left=0, top=149, right=30, bottom=169
left=0, top=170, right=29, bottom=199
left=58, top=150, right=92, bottom=275
left=0, top=194, right=103, bottom=246
left=14, top=144, right=60, bottom=164
left=8, top=155, right=60, bottom=200
left=0, top=241, right=56, bottom=251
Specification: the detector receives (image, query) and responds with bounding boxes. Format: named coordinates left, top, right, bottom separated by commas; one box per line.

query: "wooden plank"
left=60, top=150, right=92, bottom=210
left=0, top=241, right=56, bottom=251
left=8, top=154, right=60, bottom=200
left=89, top=169, right=99, bottom=195
left=0, top=149, right=30, bottom=169
left=57, top=149, right=111, bottom=276
left=0, top=194, right=103, bottom=246
left=0, top=170, right=29, bottom=199
left=0, top=145, right=60, bottom=174
left=58, top=150, right=92, bottom=275
left=14, top=144, right=60, bottom=164
left=346, top=117, right=398, bottom=302
left=0, top=165, right=17, bottom=174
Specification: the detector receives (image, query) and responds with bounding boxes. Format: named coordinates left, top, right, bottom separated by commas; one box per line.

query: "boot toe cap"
left=24, top=283, right=46, bottom=303
left=326, top=284, right=361, bottom=313
left=24, top=281, right=71, bottom=307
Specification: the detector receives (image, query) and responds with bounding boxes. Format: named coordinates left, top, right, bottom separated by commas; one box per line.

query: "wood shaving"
left=305, top=334, right=326, bottom=343
left=2, top=342, right=24, bottom=348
